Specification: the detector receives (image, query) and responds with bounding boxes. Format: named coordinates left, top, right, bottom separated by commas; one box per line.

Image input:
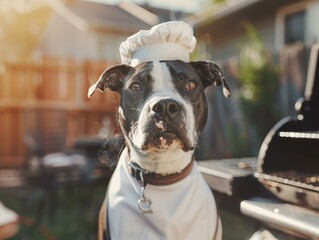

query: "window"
left=275, top=2, right=310, bottom=50
left=284, top=10, right=305, bottom=44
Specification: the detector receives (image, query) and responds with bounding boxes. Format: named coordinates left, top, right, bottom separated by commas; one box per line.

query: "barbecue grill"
left=199, top=43, right=319, bottom=240
left=255, top=44, right=319, bottom=211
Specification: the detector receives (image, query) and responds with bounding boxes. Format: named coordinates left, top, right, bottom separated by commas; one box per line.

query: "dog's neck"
left=125, top=139, right=194, bottom=175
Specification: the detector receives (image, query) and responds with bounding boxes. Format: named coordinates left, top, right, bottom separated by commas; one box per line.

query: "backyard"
left=0, top=0, right=315, bottom=239
left=0, top=181, right=107, bottom=239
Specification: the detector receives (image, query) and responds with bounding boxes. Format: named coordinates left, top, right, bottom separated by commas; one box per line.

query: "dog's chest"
left=106, top=149, right=218, bottom=240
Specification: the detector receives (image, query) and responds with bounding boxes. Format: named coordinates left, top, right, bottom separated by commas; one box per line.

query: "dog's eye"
left=186, top=81, right=197, bottom=91
left=129, top=83, right=141, bottom=92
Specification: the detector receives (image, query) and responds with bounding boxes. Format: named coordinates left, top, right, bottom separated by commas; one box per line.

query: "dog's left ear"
left=88, top=64, right=133, bottom=97
left=191, top=61, right=231, bottom=98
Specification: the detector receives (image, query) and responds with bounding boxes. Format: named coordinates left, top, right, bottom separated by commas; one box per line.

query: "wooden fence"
left=0, top=57, right=121, bottom=168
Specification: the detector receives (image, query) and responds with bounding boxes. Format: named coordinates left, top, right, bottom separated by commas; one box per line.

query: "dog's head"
left=89, top=60, right=230, bottom=173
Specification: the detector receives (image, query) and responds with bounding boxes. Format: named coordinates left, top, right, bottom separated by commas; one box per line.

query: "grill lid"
left=257, top=44, right=319, bottom=210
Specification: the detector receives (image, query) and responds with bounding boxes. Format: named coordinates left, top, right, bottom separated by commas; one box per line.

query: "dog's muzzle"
left=139, top=98, right=194, bottom=152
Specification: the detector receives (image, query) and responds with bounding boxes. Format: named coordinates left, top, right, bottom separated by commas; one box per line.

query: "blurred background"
left=0, top=0, right=316, bottom=239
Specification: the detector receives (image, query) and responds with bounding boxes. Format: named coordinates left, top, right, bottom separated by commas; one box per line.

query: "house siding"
left=207, top=24, right=275, bottom=62
left=194, top=0, right=319, bottom=61
left=192, top=0, right=316, bottom=159
left=37, top=12, right=125, bottom=61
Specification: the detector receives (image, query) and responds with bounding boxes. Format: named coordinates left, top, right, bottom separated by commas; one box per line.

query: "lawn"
left=0, top=181, right=108, bottom=240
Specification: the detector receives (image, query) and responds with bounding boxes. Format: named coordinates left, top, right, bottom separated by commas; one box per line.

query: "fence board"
left=0, top=57, right=120, bottom=168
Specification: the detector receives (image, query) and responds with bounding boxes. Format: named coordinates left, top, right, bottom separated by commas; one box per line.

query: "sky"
left=84, top=0, right=205, bottom=13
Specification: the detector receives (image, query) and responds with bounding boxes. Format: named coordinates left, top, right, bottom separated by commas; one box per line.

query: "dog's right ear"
left=88, top=64, right=133, bottom=97
left=190, top=61, right=231, bottom=98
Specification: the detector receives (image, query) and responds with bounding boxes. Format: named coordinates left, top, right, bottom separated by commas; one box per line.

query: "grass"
left=220, top=208, right=257, bottom=240
left=0, top=181, right=108, bottom=240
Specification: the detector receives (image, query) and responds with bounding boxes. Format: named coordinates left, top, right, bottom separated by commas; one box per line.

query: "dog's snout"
left=152, top=99, right=181, bottom=118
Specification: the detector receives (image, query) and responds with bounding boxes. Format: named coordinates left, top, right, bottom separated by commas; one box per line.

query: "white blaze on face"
left=154, top=119, right=164, bottom=131
left=132, top=61, right=197, bottom=151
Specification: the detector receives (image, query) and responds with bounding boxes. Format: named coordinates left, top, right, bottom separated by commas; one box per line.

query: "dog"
left=89, top=60, right=230, bottom=240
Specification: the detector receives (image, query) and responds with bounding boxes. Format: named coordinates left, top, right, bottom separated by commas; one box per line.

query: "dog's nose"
left=152, top=99, right=181, bottom=118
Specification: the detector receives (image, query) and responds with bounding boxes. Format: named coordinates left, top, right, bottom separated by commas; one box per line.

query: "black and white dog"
left=89, top=60, right=230, bottom=240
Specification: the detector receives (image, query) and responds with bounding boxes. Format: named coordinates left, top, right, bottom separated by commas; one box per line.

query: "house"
left=184, top=0, right=319, bottom=158
left=0, top=0, right=188, bottom=61
left=187, top=0, right=319, bottom=60
left=36, top=0, right=158, bottom=61
left=37, top=0, right=194, bottom=62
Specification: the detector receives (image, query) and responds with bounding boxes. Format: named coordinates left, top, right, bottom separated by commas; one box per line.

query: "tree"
left=238, top=22, right=280, bottom=151
left=0, top=1, right=52, bottom=59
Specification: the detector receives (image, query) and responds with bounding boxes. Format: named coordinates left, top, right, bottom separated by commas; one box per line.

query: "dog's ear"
left=88, top=64, right=133, bottom=97
left=190, top=61, right=231, bottom=98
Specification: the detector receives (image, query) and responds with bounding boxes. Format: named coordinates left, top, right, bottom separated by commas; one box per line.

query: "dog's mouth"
left=141, top=127, right=194, bottom=152
left=129, top=103, right=197, bottom=153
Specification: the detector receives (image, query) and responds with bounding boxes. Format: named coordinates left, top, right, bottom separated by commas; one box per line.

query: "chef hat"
left=119, top=21, right=197, bottom=66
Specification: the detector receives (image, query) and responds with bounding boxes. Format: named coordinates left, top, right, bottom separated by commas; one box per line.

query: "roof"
left=45, top=0, right=158, bottom=34
left=185, top=0, right=261, bottom=27
left=185, top=0, right=302, bottom=30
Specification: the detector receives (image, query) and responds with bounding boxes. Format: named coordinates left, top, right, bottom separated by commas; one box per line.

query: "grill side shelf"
left=240, top=197, right=319, bottom=239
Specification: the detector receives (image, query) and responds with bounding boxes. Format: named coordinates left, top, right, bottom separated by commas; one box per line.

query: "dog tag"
left=138, top=186, right=153, bottom=214
left=138, top=197, right=153, bottom=214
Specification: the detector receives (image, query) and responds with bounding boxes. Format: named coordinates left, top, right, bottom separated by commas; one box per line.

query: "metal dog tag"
left=138, top=197, right=153, bottom=214
left=138, top=186, right=153, bottom=214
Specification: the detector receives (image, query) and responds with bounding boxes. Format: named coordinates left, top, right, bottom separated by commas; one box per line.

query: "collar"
left=128, top=159, right=194, bottom=186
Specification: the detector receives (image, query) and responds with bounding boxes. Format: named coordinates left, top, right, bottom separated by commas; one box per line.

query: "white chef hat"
left=119, top=21, right=197, bottom=66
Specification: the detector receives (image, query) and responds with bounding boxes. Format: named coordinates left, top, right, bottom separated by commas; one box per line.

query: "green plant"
left=238, top=22, right=280, bottom=148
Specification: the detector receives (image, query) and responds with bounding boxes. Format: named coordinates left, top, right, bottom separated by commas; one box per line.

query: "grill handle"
left=295, top=44, right=319, bottom=121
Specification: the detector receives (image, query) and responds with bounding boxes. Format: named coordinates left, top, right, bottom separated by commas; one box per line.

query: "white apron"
left=106, top=148, right=220, bottom=240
